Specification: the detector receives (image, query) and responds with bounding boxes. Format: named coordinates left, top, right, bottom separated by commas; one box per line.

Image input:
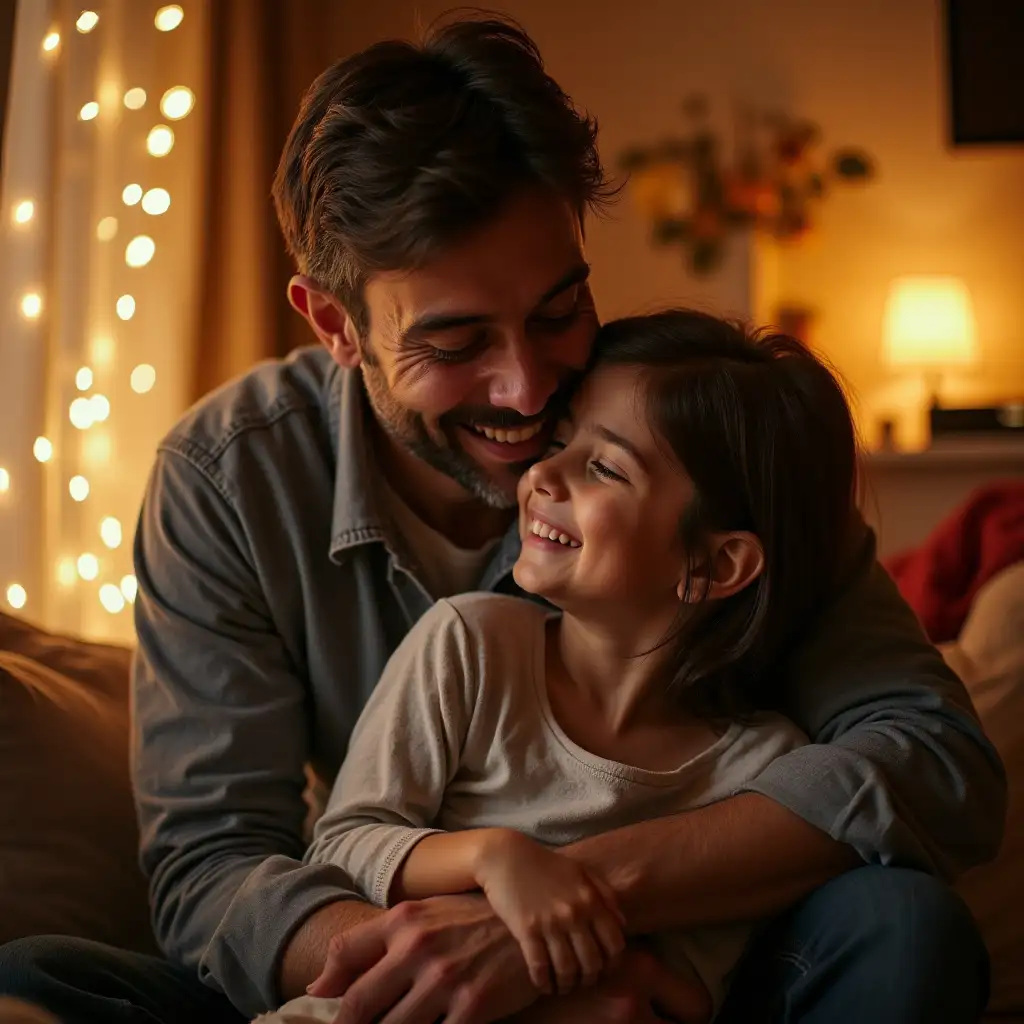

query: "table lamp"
left=882, top=276, right=978, bottom=409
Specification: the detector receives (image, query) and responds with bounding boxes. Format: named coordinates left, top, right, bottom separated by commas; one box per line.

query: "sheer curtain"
left=0, top=0, right=206, bottom=644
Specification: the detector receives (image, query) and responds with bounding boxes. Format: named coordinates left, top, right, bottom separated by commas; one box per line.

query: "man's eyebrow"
left=593, top=425, right=648, bottom=471
left=401, top=262, right=592, bottom=343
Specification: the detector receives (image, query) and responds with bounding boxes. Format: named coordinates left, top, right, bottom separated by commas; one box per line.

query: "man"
left=0, top=15, right=1004, bottom=1024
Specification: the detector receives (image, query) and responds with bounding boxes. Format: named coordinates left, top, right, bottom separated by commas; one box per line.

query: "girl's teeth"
left=529, top=519, right=581, bottom=548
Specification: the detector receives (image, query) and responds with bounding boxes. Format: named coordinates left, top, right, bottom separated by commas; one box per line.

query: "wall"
left=330, top=0, right=1024, bottom=445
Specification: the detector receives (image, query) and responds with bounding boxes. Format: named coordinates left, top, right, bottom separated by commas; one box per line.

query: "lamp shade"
left=882, top=276, right=977, bottom=369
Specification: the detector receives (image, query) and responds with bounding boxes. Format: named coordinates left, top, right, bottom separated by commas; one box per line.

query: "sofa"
left=2, top=561, right=1023, bottom=1019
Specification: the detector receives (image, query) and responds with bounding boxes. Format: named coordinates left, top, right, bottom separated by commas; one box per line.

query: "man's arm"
left=133, top=449, right=367, bottom=1018
left=564, top=527, right=1007, bottom=934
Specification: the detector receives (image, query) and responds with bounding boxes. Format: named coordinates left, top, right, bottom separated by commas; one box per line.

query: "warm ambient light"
left=33, top=437, right=53, bottom=462
left=89, top=394, right=110, bottom=422
left=0, top=468, right=9, bottom=493
left=76, top=11, right=99, bottom=33
left=76, top=366, right=93, bottom=390
left=77, top=553, right=99, bottom=580
left=146, top=125, right=174, bottom=157
left=120, top=574, right=138, bottom=602
left=141, top=188, right=170, bottom=215
left=882, top=277, right=978, bottom=369
left=79, top=101, right=99, bottom=121
left=154, top=5, right=184, bottom=31
left=20, top=292, right=42, bottom=319
left=124, top=88, right=147, bottom=110
left=116, top=294, right=136, bottom=320
left=12, top=200, right=34, bottom=224
left=57, top=558, right=77, bottom=587
left=90, top=336, right=115, bottom=366
left=160, top=87, right=194, bottom=120
left=6, top=584, right=27, bottom=610
left=122, top=183, right=143, bottom=206
left=99, top=582, right=126, bottom=613
left=125, top=235, right=156, bottom=267
left=70, top=397, right=94, bottom=430
left=131, top=363, right=157, bottom=393
left=69, top=475, right=91, bottom=502
left=96, top=216, right=118, bottom=241
left=100, top=516, right=123, bottom=549
left=41, top=32, right=60, bottom=53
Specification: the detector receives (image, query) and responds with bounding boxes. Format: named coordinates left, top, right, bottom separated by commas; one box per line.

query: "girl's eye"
left=589, top=460, right=626, bottom=483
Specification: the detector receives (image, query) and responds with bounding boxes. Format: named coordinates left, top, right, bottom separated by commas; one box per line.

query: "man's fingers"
left=546, top=930, right=579, bottom=995
left=307, top=927, right=388, bottom=998
left=331, top=954, right=412, bottom=1024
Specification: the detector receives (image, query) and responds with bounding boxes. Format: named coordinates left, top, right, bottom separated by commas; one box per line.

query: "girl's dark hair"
left=272, top=14, right=613, bottom=335
left=594, top=310, right=860, bottom=719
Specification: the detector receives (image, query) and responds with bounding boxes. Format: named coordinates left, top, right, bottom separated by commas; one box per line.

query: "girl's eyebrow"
left=591, top=424, right=648, bottom=472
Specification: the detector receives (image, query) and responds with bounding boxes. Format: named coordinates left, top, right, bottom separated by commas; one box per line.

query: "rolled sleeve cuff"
left=197, top=856, right=363, bottom=1017
left=372, top=828, right=445, bottom=908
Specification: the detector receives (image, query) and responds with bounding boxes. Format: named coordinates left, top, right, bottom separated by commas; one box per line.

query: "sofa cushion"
left=0, top=612, right=156, bottom=954
left=946, top=561, right=1024, bottom=1014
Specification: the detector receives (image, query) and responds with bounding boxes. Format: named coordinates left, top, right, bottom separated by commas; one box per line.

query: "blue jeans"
left=0, top=868, right=989, bottom=1023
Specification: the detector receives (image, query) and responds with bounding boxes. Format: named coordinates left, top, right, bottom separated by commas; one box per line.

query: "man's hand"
left=510, top=948, right=713, bottom=1024
left=305, top=892, right=538, bottom=1024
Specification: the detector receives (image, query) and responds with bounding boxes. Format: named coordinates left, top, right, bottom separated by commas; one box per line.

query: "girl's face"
left=513, top=363, right=693, bottom=622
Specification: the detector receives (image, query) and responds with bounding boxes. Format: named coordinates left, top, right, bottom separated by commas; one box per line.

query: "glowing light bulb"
left=76, top=11, right=99, bottom=33
left=100, top=516, right=123, bottom=548
left=99, top=583, right=126, bottom=613
left=69, top=397, right=95, bottom=430
left=154, top=5, right=184, bottom=31
left=141, top=188, right=170, bottom=215
left=33, top=437, right=53, bottom=462
left=116, top=294, right=136, bottom=320
left=123, top=87, right=147, bottom=110
left=56, top=558, right=77, bottom=587
left=0, top=468, right=9, bottom=492
left=96, top=216, right=118, bottom=241
left=77, top=553, right=99, bottom=580
left=69, top=475, right=90, bottom=502
left=13, top=200, right=34, bottom=225
left=130, top=363, right=157, bottom=393
left=42, top=32, right=60, bottom=53
left=6, top=584, right=27, bottom=610
left=122, top=183, right=143, bottom=206
left=75, top=366, right=93, bottom=390
left=21, top=292, right=42, bottom=319
left=125, top=235, right=155, bottom=267
left=89, top=393, right=111, bottom=422
left=79, top=101, right=99, bottom=121
left=146, top=125, right=174, bottom=157
left=120, top=574, right=138, bottom=602
left=160, top=86, right=194, bottom=121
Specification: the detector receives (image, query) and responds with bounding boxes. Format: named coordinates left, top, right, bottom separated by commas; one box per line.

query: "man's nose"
left=486, top=338, right=558, bottom=418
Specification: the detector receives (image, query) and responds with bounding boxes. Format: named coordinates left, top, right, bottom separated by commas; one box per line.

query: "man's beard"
left=360, top=363, right=577, bottom=510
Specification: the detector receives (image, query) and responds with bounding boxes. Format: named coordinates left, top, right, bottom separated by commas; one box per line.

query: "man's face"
left=358, top=189, right=597, bottom=508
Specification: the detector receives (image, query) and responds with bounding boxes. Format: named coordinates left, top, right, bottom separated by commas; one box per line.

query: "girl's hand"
left=473, top=829, right=626, bottom=995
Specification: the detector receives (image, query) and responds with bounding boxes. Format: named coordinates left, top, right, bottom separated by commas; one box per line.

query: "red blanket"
left=883, top=479, right=1024, bottom=643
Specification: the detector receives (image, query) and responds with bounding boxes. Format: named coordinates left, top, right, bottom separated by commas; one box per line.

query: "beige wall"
left=330, top=0, right=1024, bottom=444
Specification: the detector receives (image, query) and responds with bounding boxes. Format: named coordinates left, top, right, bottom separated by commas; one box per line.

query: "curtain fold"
left=190, top=0, right=335, bottom=401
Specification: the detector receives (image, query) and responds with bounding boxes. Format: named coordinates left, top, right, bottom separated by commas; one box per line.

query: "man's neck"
left=374, top=430, right=514, bottom=549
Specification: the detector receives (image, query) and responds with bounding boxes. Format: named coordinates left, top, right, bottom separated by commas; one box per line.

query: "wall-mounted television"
left=946, top=0, right=1024, bottom=145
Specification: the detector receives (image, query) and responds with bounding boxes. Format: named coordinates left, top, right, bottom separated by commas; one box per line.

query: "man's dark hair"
left=272, top=13, right=612, bottom=334
left=593, top=310, right=861, bottom=720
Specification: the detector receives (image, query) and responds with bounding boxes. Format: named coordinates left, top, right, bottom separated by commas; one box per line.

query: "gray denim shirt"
left=131, top=346, right=1006, bottom=1018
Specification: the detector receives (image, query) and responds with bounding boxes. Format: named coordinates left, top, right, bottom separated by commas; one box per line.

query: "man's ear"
left=287, top=274, right=362, bottom=369
left=676, top=532, right=765, bottom=603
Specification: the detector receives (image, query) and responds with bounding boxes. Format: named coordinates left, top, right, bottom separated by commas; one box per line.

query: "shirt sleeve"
left=740, top=524, right=1007, bottom=880
left=304, top=600, right=477, bottom=908
left=132, top=449, right=359, bottom=1019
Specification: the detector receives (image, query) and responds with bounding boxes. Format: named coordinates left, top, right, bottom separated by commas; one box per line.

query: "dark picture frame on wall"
left=946, top=0, right=1024, bottom=146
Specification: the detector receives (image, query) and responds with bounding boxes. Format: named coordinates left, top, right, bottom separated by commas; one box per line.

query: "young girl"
left=261, top=309, right=859, bottom=1023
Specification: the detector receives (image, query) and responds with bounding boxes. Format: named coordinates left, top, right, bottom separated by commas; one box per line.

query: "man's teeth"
left=529, top=519, right=581, bottom=548
left=472, top=421, right=544, bottom=444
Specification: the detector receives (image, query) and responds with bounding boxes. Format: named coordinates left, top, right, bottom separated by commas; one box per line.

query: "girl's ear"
left=677, top=532, right=765, bottom=603
left=287, top=275, right=363, bottom=368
